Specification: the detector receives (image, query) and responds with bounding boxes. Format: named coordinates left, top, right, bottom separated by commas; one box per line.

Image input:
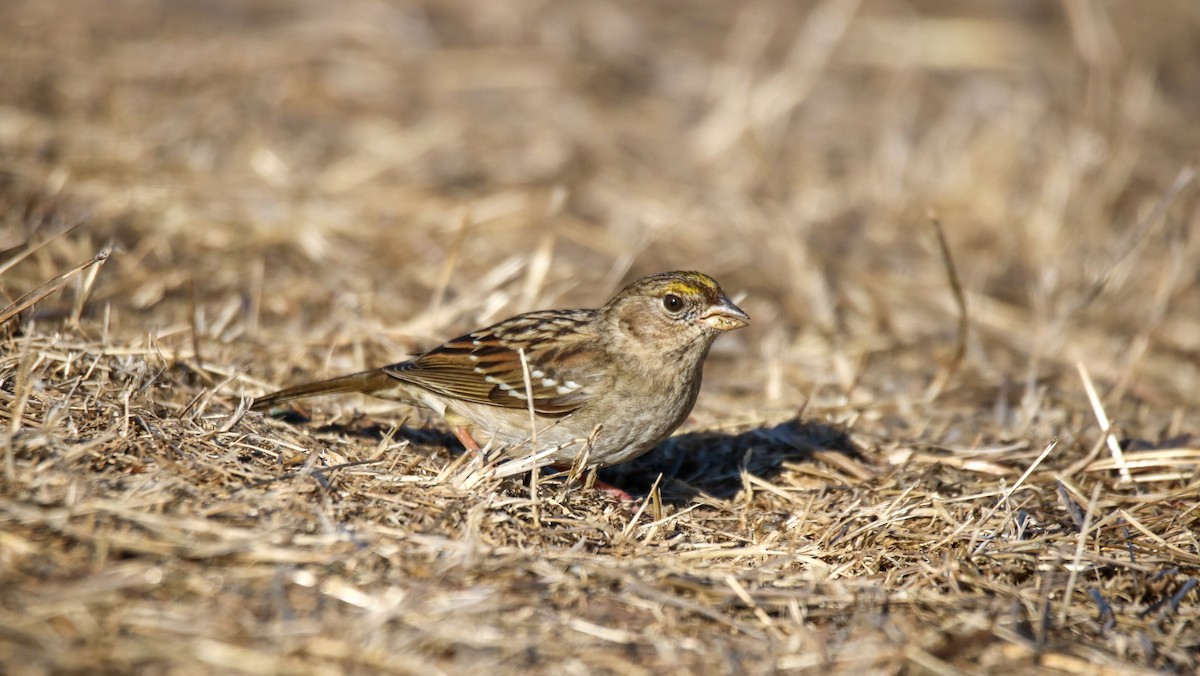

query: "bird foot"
left=590, top=477, right=636, bottom=502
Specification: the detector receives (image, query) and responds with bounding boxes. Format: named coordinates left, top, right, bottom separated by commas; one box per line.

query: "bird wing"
left=382, top=310, right=604, bottom=416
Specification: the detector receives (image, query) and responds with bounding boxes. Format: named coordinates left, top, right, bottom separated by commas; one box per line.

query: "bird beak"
left=701, top=296, right=750, bottom=331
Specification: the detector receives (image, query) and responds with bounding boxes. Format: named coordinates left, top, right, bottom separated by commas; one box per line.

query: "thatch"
left=2, top=0, right=1198, bottom=673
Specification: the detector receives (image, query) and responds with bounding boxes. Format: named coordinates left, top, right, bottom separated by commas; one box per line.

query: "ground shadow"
left=600, top=419, right=864, bottom=504
left=275, top=411, right=862, bottom=505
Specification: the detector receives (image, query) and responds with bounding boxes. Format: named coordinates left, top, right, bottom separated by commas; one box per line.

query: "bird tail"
left=251, top=369, right=394, bottom=411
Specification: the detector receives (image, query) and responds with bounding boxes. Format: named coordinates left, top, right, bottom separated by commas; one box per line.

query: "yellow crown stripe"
left=663, top=277, right=717, bottom=296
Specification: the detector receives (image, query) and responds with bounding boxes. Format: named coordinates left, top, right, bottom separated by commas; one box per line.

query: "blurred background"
left=3, top=0, right=1198, bottom=426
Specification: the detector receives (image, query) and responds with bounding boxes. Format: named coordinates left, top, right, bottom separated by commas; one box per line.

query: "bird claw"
left=591, top=477, right=636, bottom=502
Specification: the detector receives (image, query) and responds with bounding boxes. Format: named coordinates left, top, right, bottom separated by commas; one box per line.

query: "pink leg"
left=591, top=476, right=635, bottom=502
left=453, top=426, right=484, bottom=459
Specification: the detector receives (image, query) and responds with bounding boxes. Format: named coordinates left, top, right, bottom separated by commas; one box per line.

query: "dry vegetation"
left=2, top=0, right=1200, bottom=673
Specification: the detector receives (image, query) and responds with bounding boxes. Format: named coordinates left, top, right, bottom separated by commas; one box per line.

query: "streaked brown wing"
left=382, top=310, right=603, bottom=415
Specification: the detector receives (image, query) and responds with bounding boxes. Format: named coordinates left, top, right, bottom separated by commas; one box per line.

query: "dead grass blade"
left=0, top=218, right=88, bottom=278
left=0, top=249, right=110, bottom=327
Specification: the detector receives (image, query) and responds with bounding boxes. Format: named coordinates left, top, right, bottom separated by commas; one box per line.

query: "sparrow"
left=252, top=271, right=749, bottom=498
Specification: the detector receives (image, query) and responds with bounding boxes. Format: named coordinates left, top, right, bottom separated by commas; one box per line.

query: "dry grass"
left=2, top=0, right=1199, bottom=673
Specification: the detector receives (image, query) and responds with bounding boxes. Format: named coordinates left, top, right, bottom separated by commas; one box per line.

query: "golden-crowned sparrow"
left=252, top=271, right=748, bottom=496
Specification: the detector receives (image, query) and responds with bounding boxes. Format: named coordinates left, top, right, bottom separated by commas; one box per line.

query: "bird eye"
left=662, top=293, right=685, bottom=313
